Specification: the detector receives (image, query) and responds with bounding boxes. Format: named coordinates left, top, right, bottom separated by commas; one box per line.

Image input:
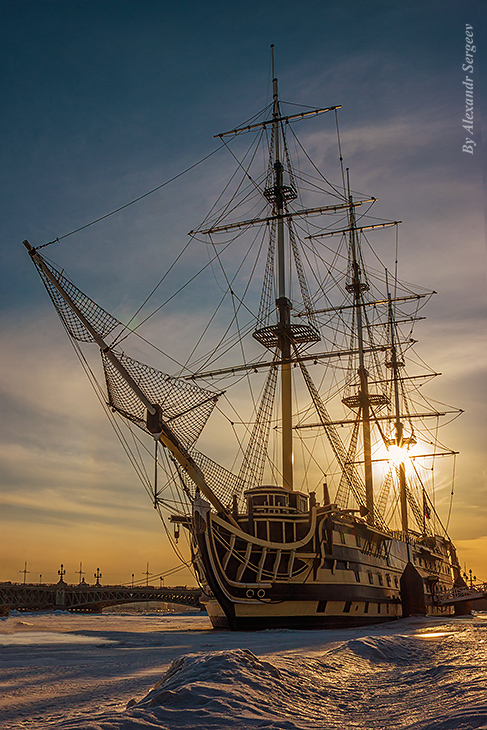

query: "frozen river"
left=1, top=610, right=486, bottom=729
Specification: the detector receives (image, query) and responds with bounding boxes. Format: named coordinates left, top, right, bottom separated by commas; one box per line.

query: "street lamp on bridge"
left=19, top=561, right=30, bottom=585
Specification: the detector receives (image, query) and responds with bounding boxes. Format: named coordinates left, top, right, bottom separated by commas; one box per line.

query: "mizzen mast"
left=386, top=278, right=414, bottom=533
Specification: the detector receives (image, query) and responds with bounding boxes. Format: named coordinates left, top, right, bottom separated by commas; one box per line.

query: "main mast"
left=345, top=183, right=374, bottom=523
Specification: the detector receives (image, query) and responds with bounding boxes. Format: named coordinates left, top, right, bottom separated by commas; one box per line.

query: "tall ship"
left=24, top=59, right=467, bottom=629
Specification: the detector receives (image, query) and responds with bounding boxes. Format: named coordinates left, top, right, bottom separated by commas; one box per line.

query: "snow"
left=1, top=611, right=486, bottom=729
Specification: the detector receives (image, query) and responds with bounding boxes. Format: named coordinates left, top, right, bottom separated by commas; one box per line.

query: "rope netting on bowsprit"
left=189, top=449, right=247, bottom=507
left=34, top=255, right=220, bottom=451
left=102, top=351, right=249, bottom=505
left=102, top=351, right=220, bottom=450
left=103, top=354, right=248, bottom=505
left=34, top=257, right=121, bottom=343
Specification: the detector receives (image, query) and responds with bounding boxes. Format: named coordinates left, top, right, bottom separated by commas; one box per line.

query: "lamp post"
left=78, top=562, right=85, bottom=584
left=464, top=569, right=477, bottom=589
left=19, top=561, right=30, bottom=585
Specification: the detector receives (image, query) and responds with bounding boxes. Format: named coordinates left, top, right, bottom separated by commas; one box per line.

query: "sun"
left=387, top=445, right=412, bottom=466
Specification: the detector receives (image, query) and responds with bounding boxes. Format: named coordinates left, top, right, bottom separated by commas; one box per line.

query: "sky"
left=0, top=0, right=486, bottom=586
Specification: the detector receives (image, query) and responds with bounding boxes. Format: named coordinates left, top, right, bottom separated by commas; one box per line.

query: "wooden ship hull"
left=189, top=487, right=461, bottom=630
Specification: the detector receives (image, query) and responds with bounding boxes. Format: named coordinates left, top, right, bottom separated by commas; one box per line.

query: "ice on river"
left=1, top=611, right=486, bottom=729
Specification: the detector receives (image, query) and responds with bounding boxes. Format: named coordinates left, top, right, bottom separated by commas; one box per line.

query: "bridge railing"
left=434, top=583, right=487, bottom=605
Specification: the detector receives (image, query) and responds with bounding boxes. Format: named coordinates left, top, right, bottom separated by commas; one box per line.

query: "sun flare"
left=387, top=445, right=411, bottom=466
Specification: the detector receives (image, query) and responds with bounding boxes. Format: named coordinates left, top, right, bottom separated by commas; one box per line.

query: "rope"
left=445, top=453, right=456, bottom=533
left=36, top=143, right=227, bottom=249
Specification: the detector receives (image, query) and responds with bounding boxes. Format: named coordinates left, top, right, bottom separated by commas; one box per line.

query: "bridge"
left=434, top=583, right=487, bottom=606
left=0, top=582, right=204, bottom=615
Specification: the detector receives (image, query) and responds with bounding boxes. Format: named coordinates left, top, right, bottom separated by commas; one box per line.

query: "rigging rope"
left=35, top=143, right=227, bottom=249
left=445, top=453, right=456, bottom=533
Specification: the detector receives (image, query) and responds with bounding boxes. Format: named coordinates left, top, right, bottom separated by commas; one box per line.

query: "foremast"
left=193, top=58, right=346, bottom=500
left=271, top=70, right=293, bottom=491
